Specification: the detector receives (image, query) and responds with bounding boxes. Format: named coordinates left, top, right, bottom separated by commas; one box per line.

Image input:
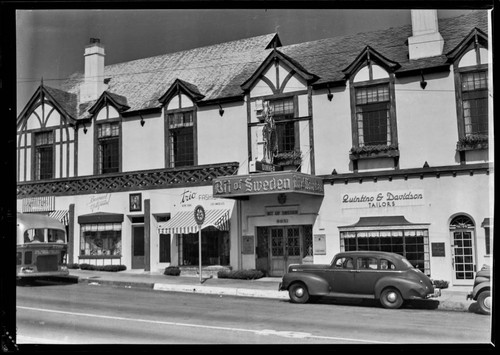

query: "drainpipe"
left=144, top=199, right=150, bottom=271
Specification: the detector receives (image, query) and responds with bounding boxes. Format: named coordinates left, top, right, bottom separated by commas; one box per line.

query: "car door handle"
left=349, top=270, right=359, bottom=273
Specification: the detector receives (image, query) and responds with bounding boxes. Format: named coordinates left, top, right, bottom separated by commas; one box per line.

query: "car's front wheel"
left=476, top=290, right=491, bottom=315
left=379, top=287, right=404, bottom=309
left=288, top=282, right=310, bottom=304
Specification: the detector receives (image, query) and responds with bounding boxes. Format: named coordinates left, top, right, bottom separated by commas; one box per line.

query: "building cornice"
left=321, top=163, right=492, bottom=185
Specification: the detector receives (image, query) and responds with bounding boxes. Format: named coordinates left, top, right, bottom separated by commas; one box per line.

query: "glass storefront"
left=340, top=229, right=430, bottom=274
left=177, top=229, right=230, bottom=266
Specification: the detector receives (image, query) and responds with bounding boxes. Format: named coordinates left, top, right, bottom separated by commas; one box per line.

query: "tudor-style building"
left=17, top=10, right=492, bottom=285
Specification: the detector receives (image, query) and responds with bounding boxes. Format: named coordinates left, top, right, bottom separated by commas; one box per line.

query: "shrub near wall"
left=217, top=269, right=264, bottom=280
left=163, top=266, right=181, bottom=276
left=78, top=264, right=127, bottom=272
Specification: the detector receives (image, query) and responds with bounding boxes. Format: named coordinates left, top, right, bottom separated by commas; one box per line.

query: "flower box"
left=456, top=134, right=489, bottom=151
left=349, top=144, right=400, bottom=160
left=273, top=150, right=302, bottom=167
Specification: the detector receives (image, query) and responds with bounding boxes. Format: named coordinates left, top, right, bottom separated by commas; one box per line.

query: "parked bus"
left=16, top=213, right=69, bottom=279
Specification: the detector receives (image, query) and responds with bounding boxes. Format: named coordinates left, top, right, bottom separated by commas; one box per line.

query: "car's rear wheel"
left=288, top=282, right=310, bottom=304
left=380, top=287, right=403, bottom=309
left=476, top=290, right=491, bottom=315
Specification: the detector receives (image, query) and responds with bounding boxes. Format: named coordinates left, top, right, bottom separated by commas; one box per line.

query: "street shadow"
left=16, top=275, right=79, bottom=287
left=293, top=296, right=440, bottom=310
left=468, top=302, right=490, bottom=316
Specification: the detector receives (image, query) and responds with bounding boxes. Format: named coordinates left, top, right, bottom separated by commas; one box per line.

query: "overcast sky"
left=16, top=8, right=477, bottom=114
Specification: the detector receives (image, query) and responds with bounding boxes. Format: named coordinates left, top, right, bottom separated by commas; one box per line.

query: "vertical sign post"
left=194, top=205, right=206, bottom=284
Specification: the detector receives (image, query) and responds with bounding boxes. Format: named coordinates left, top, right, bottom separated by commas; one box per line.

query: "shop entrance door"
left=269, top=226, right=301, bottom=277
left=451, top=230, right=475, bottom=285
left=449, top=215, right=476, bottom=286
left=132, top=225, right=145, bottom=269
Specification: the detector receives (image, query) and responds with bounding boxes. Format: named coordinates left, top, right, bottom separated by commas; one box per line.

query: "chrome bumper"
left=427, top=288, right=441, bottom=298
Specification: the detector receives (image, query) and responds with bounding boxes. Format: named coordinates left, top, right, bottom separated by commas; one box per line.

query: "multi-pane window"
left=80, top=223, right=122, bottom=256
left=168, top=111, right=194, bottom=167
left=270, top=98, right=295, bottom=153
left=340, top=229, right=429, bottom=274
left=97, top=122, right=120, bottom=174
left=355, top=84, right=391, bottom=146
left=461, top=70, right=488, bottom=136
left=35, top=131, right=54, bottom=180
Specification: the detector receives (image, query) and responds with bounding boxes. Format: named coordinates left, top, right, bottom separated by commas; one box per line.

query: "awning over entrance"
left=49, top=210, right=69, bottom=226
left=158, top=209, right=230, bottom=234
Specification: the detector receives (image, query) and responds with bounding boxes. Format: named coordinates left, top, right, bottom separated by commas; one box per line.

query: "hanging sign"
left=194, top=205, right=206, bottom=226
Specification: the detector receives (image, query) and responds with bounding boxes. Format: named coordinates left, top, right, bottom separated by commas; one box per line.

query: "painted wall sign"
left=313, top=234, right=326, bottom=255
left=340, top=190, right=425, bottom=209
left=213, top=172, right=324, bottom=198
left=22, top=196, right=55, bottom=212
left=431, top=242, right=446, bottom=257
left=242, top=235, right=254, bottom=254
left=176, top=189, right=232, bottom=211
left=87, top=193, right=112, bottom=212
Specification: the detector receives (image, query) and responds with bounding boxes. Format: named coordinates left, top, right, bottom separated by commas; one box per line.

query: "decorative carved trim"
left=17, top=162, right=239, bottom=198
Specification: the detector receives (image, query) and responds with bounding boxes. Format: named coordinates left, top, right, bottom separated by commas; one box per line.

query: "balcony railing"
left=17, top=162, right=239, bottom=198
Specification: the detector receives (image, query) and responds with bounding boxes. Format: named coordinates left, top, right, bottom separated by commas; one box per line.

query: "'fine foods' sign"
left=213, top=172, right=324, bottom=198
left=341, top=190, right=425, bottom=209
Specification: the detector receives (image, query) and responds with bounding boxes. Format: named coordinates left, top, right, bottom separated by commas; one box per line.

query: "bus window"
left=48, top=229, right=66, bottom=243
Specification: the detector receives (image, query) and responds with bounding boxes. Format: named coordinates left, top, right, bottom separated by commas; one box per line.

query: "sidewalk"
left=68, top=269, right=479, bottom=313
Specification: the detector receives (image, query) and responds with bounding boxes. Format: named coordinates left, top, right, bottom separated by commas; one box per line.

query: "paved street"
left=16, top=279, right=492, bottom=345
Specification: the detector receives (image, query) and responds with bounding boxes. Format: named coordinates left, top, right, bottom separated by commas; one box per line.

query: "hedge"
left=163, top=266, right=181, bottom=276
left=77, top=263, right=127, bottom=272
left=217, top=269, right=264, bottom=280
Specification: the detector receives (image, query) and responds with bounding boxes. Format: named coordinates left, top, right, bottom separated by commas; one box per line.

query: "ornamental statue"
left=261, top=101, right=278, bottom=164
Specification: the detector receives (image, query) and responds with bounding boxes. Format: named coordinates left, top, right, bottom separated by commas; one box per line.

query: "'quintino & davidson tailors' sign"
left=213, top=172, right=324, bottom=198
left=341, top=190, right=425, bottom=209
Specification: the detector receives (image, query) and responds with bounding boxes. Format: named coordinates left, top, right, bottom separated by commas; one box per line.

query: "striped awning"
left=158, top=209, right=230, bottom=234
left=49, top=210, right=69, bottom=226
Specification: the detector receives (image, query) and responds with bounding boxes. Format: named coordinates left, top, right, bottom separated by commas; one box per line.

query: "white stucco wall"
left=122, top=111, right=165, bottom=171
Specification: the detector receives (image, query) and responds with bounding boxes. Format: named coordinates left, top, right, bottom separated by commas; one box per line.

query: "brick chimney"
left=81, top=38, right=106, bottom=102
left=408, top=10, right=444, bottom=60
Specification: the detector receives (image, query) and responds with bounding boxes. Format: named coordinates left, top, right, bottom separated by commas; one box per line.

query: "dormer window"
left=167, top=110, right=194, bottom=167
left=447, top=28, right=489, bottom=158
left=271, top=97, right=296, bottom=153
left=34, top=131, right=54, bottom=180
left=97, top=122, right=120, bottom=174
left=355, top=84, right=391, bottom=147
left=460, top=70, right=488, bottom=136
left=343, top=47, right=400, bottom=170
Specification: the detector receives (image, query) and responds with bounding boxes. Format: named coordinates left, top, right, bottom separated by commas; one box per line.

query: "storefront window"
left=177, top=230, right=229, bottom=266
left=80, top=223, right=122, bottom=256
left=340, top=229, right=429, bottom=274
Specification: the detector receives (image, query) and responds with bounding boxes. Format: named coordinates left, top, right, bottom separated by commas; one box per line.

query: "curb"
left=153, top=283, right=289, bottom=300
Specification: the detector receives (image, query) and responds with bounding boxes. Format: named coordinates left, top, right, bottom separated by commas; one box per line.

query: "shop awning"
left=158, top=209, right=230, bottom=234
left=49, top=210, right=69, bottom=226
left=338, top=216, right=430, bottom=231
